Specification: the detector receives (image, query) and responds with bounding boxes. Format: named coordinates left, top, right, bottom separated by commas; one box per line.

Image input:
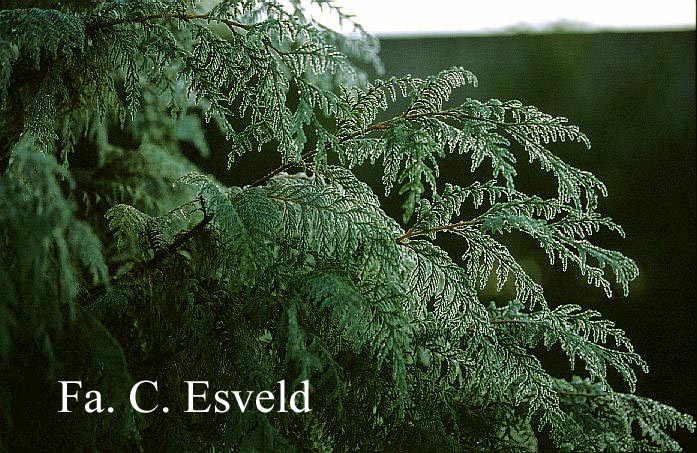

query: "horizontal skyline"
left=307, top=0, right=696, bottom=36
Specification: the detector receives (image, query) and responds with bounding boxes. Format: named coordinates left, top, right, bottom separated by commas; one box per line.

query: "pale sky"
left=309, top=0, right=696, bottom=36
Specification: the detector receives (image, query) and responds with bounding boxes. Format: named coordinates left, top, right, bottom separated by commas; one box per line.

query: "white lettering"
left=185, top=381, right=211, bottom=413
left=58, top=381, right=82, bottom=413
left=130, top=380, right=159, bottom=413
left=290, top=380, right=311, bottom=413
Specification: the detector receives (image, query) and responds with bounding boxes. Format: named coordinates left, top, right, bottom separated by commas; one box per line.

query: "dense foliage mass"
left=0, top=1, right=693, bottom=451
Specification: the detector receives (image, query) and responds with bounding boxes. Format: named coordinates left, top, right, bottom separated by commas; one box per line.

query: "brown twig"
left=148, top=213, right=213, bottom=268
left=557, top=390, right=610, bottom=399
left=395, top=218, right=481, bottom=244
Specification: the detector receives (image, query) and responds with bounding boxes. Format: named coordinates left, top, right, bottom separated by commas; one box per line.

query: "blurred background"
left=195, top=1, right=697, bottom=448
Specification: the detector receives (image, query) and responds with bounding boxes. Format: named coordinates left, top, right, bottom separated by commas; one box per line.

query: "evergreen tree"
left=0, top=1, right=693, bottom=451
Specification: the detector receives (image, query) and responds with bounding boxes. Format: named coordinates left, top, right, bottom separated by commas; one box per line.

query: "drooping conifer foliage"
left=0, top=1, right=693, bottom=451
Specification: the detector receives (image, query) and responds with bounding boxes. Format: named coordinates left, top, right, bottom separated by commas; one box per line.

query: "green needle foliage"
left=0, top=1, right=693, bottom=451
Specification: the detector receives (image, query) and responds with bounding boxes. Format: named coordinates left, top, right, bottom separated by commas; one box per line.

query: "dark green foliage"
left=0, top=1, right=693, bottom=451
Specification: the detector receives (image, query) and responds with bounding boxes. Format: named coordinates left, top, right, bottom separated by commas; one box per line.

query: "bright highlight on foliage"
left=0, top=1, right=694, bottom=451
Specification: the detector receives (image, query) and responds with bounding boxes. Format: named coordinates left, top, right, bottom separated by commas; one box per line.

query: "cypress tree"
left=0, top=1, right=693, bottom=451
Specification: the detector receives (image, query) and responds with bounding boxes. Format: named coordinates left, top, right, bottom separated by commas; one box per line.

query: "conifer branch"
left=248, top=107, right=564, bottom=190
left=251, top=110, right=466, bottom=187
left=84, top=212, right=213, bottom=300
